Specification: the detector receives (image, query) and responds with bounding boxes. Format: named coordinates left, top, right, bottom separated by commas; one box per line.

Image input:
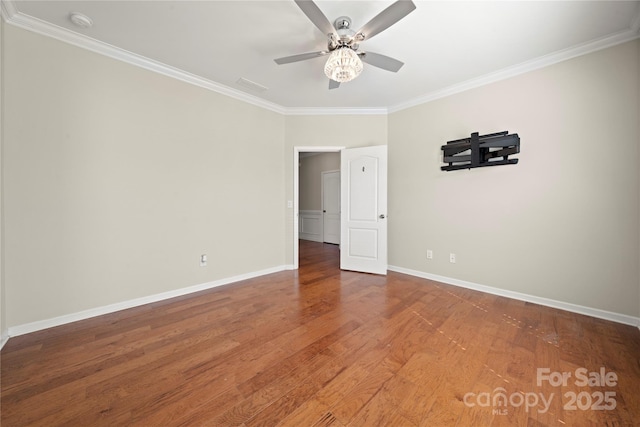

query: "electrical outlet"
left=200, top=254, right=207, bottom=267
left=427, top=249, right=433, bottom=259
left=450, top=253, right=456, bottom=263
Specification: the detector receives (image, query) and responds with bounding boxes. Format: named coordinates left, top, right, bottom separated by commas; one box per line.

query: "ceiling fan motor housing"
left=334, top=16, right=352, bottom=31
left=275, top=0, right=416, bottom=87
left=328, top=16, right=359, bottom=51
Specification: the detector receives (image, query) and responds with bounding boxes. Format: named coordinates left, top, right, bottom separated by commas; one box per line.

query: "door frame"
left=293, top=146, right=344, bottom=270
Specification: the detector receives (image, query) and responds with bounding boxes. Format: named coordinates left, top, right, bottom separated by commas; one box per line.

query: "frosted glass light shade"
left=324, top=47, right=363, bottom=83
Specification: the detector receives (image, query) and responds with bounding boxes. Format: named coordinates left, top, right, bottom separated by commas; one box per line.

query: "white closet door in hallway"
left=322, top=170, right=340, bottom=244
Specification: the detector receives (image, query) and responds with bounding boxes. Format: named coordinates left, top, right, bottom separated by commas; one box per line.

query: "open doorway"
left=293, top=146, right=344, bottom=269
left=298, top=154, right=339, bottom=243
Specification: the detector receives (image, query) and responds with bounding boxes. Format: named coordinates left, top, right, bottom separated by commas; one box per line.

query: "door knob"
left=379, top=214, right=386, bottom=219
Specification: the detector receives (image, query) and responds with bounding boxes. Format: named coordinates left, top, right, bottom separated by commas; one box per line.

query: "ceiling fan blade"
left=294, top=0, right=336, bottom=36
left=274, top=51, right=329, bottom=65
left=359, top=52, right=404, bottom=72
left=356, top=0, right=416, bottom=41
left=329, top=79, right=340, bottom=90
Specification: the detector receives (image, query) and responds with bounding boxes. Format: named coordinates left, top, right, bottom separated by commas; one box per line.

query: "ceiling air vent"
left=236, top=78, right=268, bottom=93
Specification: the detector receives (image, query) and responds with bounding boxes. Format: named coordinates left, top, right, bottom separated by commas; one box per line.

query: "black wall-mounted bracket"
left=441, top=131, right=520, bottom=172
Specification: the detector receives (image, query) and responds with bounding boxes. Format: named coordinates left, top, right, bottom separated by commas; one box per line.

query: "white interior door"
left=340, top=145, right=387, bottom=275
left=322, top=171, right=340, bottom=244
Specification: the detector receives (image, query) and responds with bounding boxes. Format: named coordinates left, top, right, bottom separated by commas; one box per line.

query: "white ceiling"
left=3, top=1, right=640, bottom=113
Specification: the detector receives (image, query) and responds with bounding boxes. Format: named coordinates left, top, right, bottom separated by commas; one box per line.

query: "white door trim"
left=293, top=146, right=345, bottom=270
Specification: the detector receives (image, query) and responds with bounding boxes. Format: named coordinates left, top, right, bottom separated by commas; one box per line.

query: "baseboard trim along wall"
left=388, top=265, right=640, bottom=328
left=6, top=265, right=289, bottom=340
left=4, top=263, right=638, bottom=350
left=0, top=333, right=9, bottom=351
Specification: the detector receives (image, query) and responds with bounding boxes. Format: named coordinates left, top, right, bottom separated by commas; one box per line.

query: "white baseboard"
left=0, top=332, right=9, bottom=351
left=6, top=264, right=637, bottom=342
left=299, top=235, right=323, bottom=242
left=7, top=265, right=289, bottom=338
left=388, top=265, right=640, bottom=328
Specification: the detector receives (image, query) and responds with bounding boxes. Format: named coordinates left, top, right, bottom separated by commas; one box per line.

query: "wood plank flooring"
left=2, top=240, right=639, bottom=426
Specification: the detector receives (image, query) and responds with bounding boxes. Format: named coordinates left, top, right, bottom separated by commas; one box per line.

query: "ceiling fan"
left=274, top=0, right=416, bottom=89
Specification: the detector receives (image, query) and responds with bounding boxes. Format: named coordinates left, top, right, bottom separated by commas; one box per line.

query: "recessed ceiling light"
left=69, top=12, right=93, bottom=29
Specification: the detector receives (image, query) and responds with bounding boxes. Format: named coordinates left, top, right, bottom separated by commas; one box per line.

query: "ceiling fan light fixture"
left=324, top=47, right=363, bottom=83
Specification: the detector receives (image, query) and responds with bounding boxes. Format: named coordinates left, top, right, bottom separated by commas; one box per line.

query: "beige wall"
left=284, top=115, right=388, bottom=264
left=3, top=25, right=285, bottom=327
left=0, top=18, right=6, bottom=341
left=389, top=39, right=640, bottom=317
left=299, top=153, right=340, bottom=211
left=2, top=20, right=638, bottom=331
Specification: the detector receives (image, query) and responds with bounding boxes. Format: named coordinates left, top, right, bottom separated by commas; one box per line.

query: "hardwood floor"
left=2, top=240, right=639, bottom=426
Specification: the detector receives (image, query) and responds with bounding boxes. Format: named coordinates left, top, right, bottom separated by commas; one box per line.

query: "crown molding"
left=388, top=25, right=640, bottom=114
left=0, top=0, right=385, bottom=116
left=2, top=0, right=640, bottom=117
left=284, top=107, right=388, bottom=116
left=0, top=0, right=16, bottom=20
left=0, top=2, right=288, bottom=115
